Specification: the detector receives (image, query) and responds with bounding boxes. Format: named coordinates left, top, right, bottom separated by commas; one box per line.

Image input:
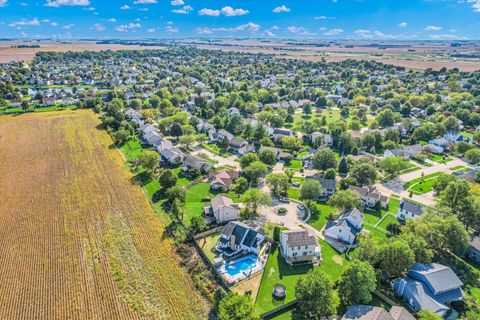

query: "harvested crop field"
left=0, top=110, right=207, bottom=320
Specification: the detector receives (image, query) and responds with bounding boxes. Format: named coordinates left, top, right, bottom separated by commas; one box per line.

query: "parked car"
left=292, top=182, right=300, bottom=187
left=279, top=196, right=290, bottom=203
left=297, top=204, right=305, bottom=210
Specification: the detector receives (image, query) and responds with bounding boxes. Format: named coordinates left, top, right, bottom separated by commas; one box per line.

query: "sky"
left=0, top=0, right=479, bottom=40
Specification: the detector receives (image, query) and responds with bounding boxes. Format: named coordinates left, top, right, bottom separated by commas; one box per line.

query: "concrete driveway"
left=257, top=198, right=306, bottom=230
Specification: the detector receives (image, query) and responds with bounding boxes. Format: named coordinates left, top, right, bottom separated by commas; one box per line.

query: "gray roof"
left=409, top=263, right=463, bottom=294
left=388, top=307, right=415, bottom=320
left=395, top=278, right=448, bottom=314
left=342, top=305, right=393, bottom=320
left=400, top=200, right=424, bottom=216
left=211, top=194, right=237, bottom=211
left=471, top=236, right=480, bottom=251
left=282, top=230, right=317, bottom=247
left=316, top=177, right=336, bottom=189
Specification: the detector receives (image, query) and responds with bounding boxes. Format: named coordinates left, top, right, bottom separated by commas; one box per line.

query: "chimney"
left=230, top=235, right=236, bottom=250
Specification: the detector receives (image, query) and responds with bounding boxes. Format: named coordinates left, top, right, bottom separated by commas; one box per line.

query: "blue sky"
left=1, top=0, right=479, bottom=40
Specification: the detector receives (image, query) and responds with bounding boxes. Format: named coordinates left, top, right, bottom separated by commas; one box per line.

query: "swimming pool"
left=222, top=254, right=258, bottom=277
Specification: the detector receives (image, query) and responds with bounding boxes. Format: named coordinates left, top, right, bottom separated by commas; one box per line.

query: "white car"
left=297, top=204, right=305, bottom=210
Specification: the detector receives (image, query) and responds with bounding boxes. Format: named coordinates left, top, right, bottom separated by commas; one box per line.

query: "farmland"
left=0, top=110, right=207, bottom=319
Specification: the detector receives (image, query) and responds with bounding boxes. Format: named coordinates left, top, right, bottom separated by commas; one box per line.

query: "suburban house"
left=467, top=235, right=480, bottom=263
left=143, top=130, right=163, bottom=147
left=41, top=97, right=56, bottom=106
left=181, top=155, right=213, bottom=175
left=229, top=137, right=254, bottom=155
left=428, top=137, right=450, bottom=150
left=208, top=169, right=240, bottom=190
left=156, top=140, right=184, bottom=165
left=444, top=130, right=473, bottom=144
left=272, top=128, right=293, bottom=142
left=279, top=229, right=320, bottom=265
left=203, top=194, right=240, bottom=224
left=324, top=208, right=364, bottom=248
left=423, top=143, right=445, bottom=155
left=216, top=221, right=265, bottom=258
left=348, top=185, right=389, bottom=209
left=384, top=144, right=422, bottom=160
left=209, top=129, right=234, bottom=143
left=394, top=263, right=464, bottom=317
left=310, top=131, right=333, bottom=147
left=342, top=305, right=415, bottom=320
left=397, top=200, right=425, bottom=221
left=314, top=176, right=336, bottom=201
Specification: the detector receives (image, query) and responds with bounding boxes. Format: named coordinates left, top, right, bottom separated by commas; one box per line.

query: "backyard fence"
left=191, top=237, right=231, bottom=291
left=260, top=299, right=298, bottom=319
left=193, top=226, right=223, bottom=240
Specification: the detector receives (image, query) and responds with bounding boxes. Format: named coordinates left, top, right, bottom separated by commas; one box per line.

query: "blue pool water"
left=223, top=254, right=258, bottom=276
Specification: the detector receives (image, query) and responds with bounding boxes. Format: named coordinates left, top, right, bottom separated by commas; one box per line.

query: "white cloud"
left=271, top=25, right=279, bottom=30
left=45, top=0, right=89, bottom=7
left=425, top=25, right=442, bottom=31
left=265, top=29, right=276, bottom=37
left=172, top=5, right=193, bottom=14
left=138, top=7, right=148, bottom=11
left=62, top=23, right=74, bottom=29
left=93, top=23, right=105, bottom=31
left=221, top=6, right=249, bottom=16
left=115, top=23, right=141, bottom=32
left=9, top=18, right=41, bottom=29
left=430, top=34, right=467, bottom=40
left=398, top=22, right=407, bottom=28
left=171, top=0, right=183, bottom=5
left=353, top=29, right=418, bottom=40
left=0, top=0, right=7, bottom=7
left=120, top=4, right=131, bottom=10
left=287, top=26, right=316, bottom=36
left=323, top=28, right=344, bottom=36
left=466, top=0, right=480, bottom=12
left=165, top=25, right=179, bottom=33
left=273, top=4, right=290, bottom=13
left=314, top=16, right=327, bottom=20
left=108, top=18, right=117, bottom=23
left=133, top=0, right=156, bottom=4
left=199, top=8, right=220, bottom=16
left=198, top=6, right=248, bottom=17
left=84, top=6, right=94, bottom=10
left=196, top=22, right=260, bottom=35
left=51, top=22, right=58, bottom=27
left=20, top=2, right=28, bottom=6
left=147, top=28, right=156, bottom=32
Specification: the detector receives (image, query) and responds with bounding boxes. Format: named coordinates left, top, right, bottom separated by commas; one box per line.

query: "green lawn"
left=185, top=182, right=213, bottom=224
left=255, top=241, right=347, bottom=314
left=410, top=176, right=442, bottom=195
left=307, top=203, right=336, bottom=231
left=286, top=160, right=303, bottom=170
left=287, top=188, right=300, bottom=200
left=377, top=213, right=398, bottom=230
left=203, top=143, right=233, bottom=157
left=198, top=233, right=220, bottom=263
left=403, top=172, right=445, bottom=189
left=121, top=139, right=146, bottom=162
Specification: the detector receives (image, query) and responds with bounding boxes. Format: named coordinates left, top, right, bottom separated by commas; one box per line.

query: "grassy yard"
left=185, top=182, right=213, bottom=224
left=286, top=160, right=303, bottom=170
left=377, top=213, right=398, bottom=230
left=307, top=203, right=336, bottom=231
left=121, top=139, right=146, bottom=162
left=403, top=172, right=445, bottom=189
left=203, top=143, right=233, bottom=157
left=198, top=233, right=220, bottom=263
left=255, top=241, right=347, bottom=314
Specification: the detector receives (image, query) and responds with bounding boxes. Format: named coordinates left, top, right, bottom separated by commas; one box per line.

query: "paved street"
left=374, top=157, right=470, bottom=206
left=192, top=147, right=241, bottom=169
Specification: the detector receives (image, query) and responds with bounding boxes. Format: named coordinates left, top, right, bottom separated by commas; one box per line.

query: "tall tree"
left=312, top=148, right=337, bottom=172
left=338, top=260, right=377, bottom=308
left=327, top=189, right=360, bottom=211
left=217, top=294, right=260, bottom=320
left=295, top=269, right=334, bottom=319
left=266, top=173, right=289, bottom=197
left=378, top=239, right=415, bottom=278
left=300, top=179, right=323, bottom=203
left=240, top=189, right=271, bottom=217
